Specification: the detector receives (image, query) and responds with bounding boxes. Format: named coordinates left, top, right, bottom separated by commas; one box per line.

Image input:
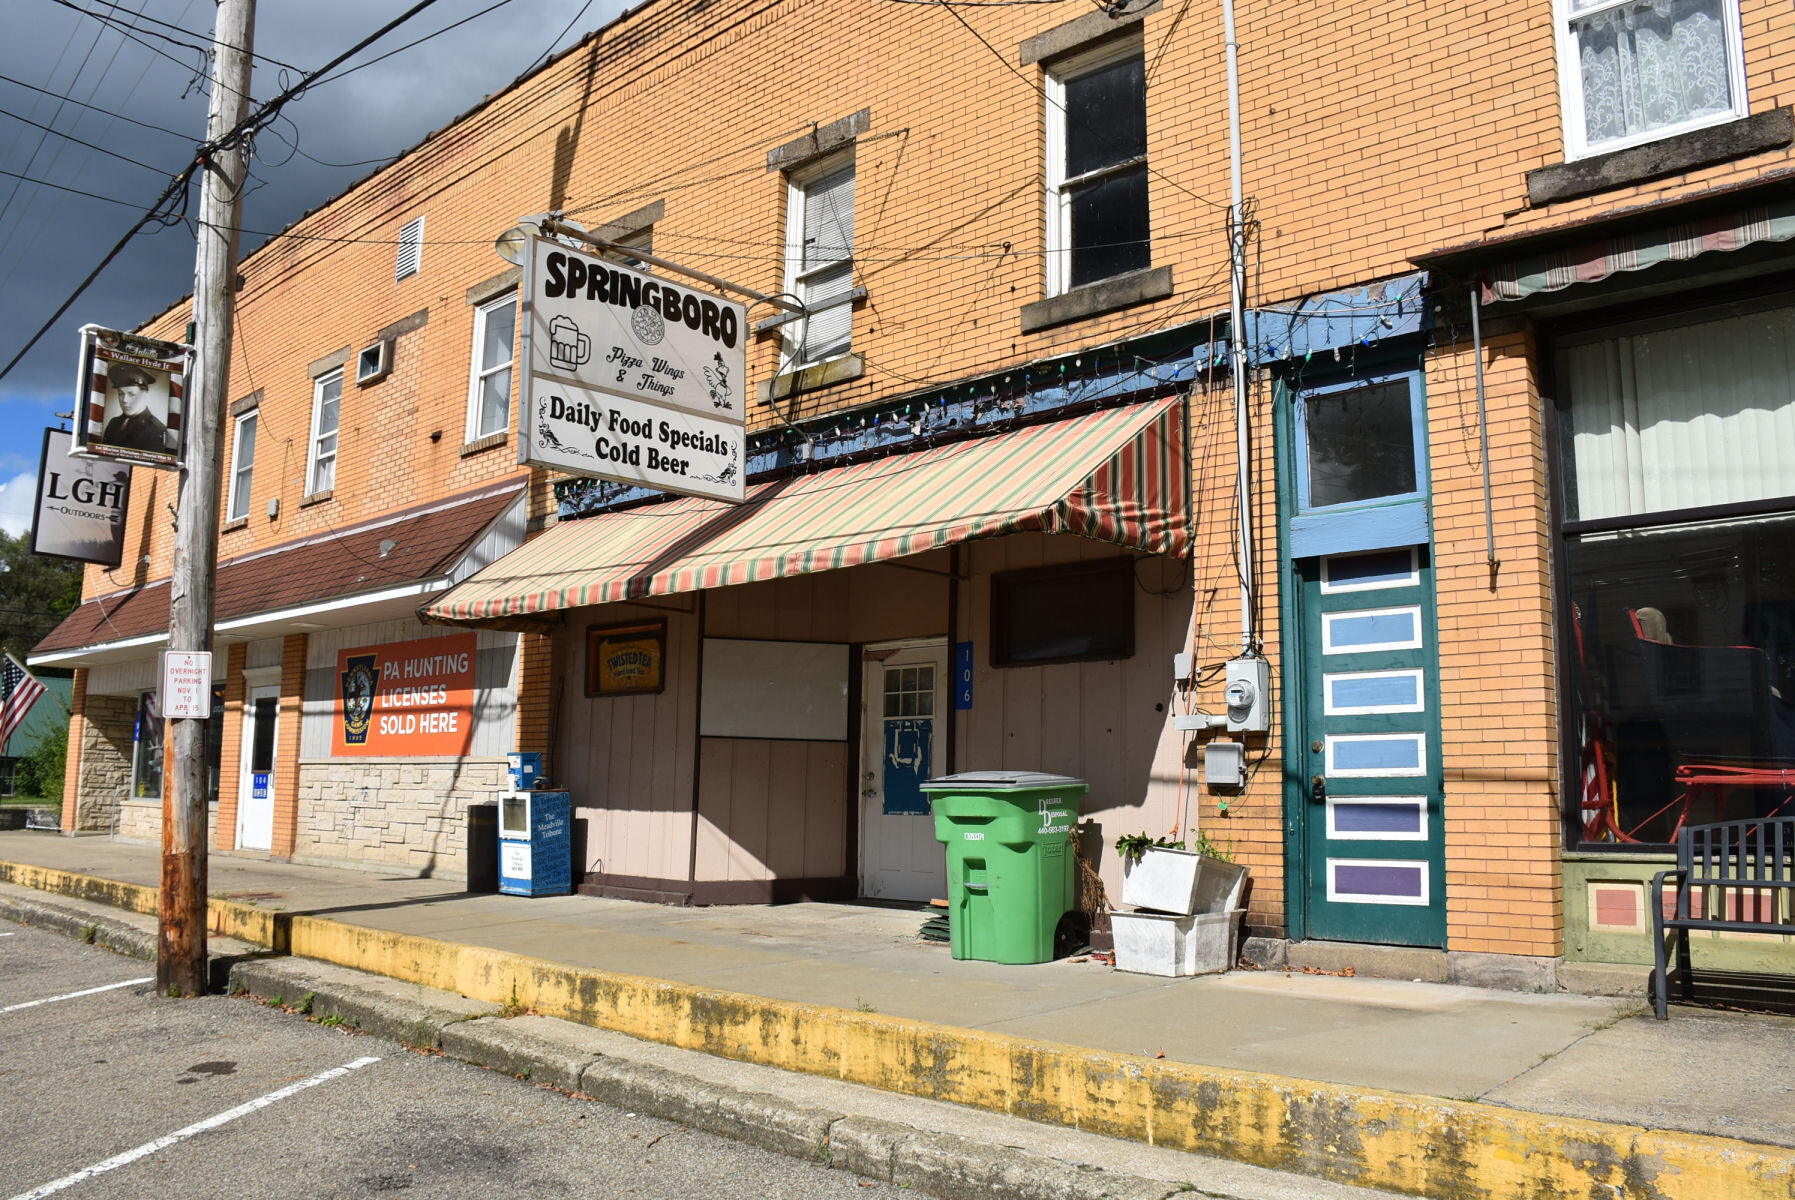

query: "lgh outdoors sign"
left=518, top=235, right=746, bottom=504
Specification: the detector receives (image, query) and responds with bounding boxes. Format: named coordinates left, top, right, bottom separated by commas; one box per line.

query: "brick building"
left=33, top=0, right=1795, bottom=982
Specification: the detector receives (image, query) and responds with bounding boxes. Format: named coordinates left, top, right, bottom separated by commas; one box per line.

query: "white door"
left=859, top=641, right=949, bottom=903
left=236, top=685, right=278, bottom=851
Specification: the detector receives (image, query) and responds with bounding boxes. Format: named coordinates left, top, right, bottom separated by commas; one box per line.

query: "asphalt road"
left=0, top=924, right=895, bottom=1200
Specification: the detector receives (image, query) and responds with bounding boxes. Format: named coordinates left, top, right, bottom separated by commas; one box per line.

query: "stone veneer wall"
left=293, top=759, right=508, bottom=878
left=114, top=800, right=220, bottom=847
left=74, top=694, right=136, bottom=833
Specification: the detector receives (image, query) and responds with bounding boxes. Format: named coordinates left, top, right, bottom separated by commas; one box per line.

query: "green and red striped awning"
left=1483, top=198, right=1795, bottom=303
left=423, top=396, right=1188, bottom=625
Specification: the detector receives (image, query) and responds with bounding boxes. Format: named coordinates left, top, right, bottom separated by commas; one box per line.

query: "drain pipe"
left=1223, top=0, right=1255, bottom=652
left=1469, top=284, right=1500, bottom=588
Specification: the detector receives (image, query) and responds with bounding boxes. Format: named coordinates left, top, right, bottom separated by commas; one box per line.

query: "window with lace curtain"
left=1555, top=0, right=1748, bottom=160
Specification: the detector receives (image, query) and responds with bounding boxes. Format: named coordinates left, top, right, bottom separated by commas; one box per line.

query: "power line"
left=0, top=104, right=175, bottom=175
left=521, top=0, right=597, bottom=76
left=314, top=0, right=524, bottom=86
left=0, top=3, right=116, bottom=265
left=935, top=1, right=1231, bottom=213
left=47, top=0, right=219, bottom=95
left=0, top=69, right=195, bottom=141
left=0, top=0, right=455, bottom=386
left=0, top=163, right=170, bottom=209
left=68, top=0, right=305, bottom=72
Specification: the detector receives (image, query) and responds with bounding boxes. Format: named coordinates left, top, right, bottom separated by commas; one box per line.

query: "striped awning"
left=1483, top=198, right=1795, bottom=303
left=423, top=396, right=1188, bottom=625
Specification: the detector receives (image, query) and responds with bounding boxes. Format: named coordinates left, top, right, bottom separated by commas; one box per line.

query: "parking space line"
left=6, top=1055, right=381, bottom=1200
left=0, top=978, right=154, bottom=1014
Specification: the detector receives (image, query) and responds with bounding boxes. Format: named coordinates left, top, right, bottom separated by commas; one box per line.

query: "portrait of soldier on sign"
left=100, top=363, right=171, bottom=455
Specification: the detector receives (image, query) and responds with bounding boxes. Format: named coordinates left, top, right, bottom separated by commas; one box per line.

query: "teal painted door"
left=1294, top=547, right=1446, bottom=946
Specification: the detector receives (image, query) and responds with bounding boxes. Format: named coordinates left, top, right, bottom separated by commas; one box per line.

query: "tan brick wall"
left=269, top=634, right=307, bottom=859
left=68, top=0, right=1793, bottom=950
left=1425, top=321, right=1563, bottom=957
left=213, top=642, right=248, bottom=852
left=514, top=632, right=557, bottom=776
left=59, top=669, right=87, bottom=832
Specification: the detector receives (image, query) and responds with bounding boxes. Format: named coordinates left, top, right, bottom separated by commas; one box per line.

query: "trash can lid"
left=918, top=770, right=1086, bottom=792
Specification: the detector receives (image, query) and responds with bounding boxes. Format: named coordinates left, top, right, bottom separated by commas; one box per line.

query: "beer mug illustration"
left=549, top=315, right=591, bottom=372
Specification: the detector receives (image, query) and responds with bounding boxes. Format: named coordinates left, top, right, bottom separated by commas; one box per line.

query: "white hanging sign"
left=519, top=235, right=746, bottom=503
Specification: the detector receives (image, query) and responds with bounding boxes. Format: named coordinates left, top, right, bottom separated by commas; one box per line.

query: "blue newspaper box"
left=497, top=789, right=572, bottom=897
left=506, top=751, right=543, bottom=792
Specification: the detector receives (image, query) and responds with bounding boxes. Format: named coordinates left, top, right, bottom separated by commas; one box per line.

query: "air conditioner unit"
left=355, top=340, right=391, bottom=386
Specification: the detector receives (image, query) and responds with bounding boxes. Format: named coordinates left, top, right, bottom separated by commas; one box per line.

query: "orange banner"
left=334, top=633, right=477, bottom=757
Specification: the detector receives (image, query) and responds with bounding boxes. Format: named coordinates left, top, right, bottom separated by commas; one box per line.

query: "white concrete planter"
left=1120, top=848, right=1246, bottom=916
left=1110, top=908, right=1244, bottom=977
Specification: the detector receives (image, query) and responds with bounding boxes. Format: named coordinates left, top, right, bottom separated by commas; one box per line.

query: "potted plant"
left=1114, top=829, right=1245, bottom=916
left=1110, top=829, right=1249, bottom=977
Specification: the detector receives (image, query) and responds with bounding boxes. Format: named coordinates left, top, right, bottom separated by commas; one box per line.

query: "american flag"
left=1, top=652, right=47, bottom=751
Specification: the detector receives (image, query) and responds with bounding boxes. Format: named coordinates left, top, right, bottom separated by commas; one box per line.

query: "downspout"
left=1224, top=0, right=1256, bottom=652
left=1469, top=285, right=1500, bottom=587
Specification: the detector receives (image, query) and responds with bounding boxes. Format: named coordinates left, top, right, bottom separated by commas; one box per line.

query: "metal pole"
left=1469, top=284, right=1499, bottom=585
left=1223, top=0, right=1255, bottom=651
left=160, top=0, right=254, bottom=997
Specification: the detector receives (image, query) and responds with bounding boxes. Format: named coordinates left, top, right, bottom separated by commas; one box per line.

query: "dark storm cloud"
left=0, top=0, right=620, bottom=531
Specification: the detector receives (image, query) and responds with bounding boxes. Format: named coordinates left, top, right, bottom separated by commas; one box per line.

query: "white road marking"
left=6, top=1056, right=381, bottom=1200
left=0, top=978, right=154, bottom=1013
left=0, top=931, right=14, bottom=936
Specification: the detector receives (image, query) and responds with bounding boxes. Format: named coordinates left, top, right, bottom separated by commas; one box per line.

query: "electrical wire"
left=0, top=163, right=164, bottom=208
left=520, top=0, right=597, bottom=76
left=0, top=70, right=194, bottom=141
left=0, top=104, right=176, bottom=175
left=66, top=0, right=306, bottom=72
left=0, top=0, right=457, bottom=385
left=934, top=0, right=1231, bottom=213
left=311, top=0, right=525, bottom=85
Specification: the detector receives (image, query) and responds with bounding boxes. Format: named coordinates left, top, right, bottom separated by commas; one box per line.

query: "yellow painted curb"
left=5, top=860, right=1791, bottom=1200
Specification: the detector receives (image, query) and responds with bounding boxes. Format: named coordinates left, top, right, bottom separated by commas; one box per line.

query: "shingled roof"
left=34, top=481, right=524, bottom=656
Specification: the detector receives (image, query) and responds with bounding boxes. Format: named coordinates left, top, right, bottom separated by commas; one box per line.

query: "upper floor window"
left=609, top=227, right=653, bottom=272
left=227, top=409, right=256, bottom=521
left=1046, top=38, right=1149, bottom=295
left=783, top=152, right=855, bottom=367
left=1556, top=0, right=1747, bottom=160
left=308, top=369, right=341, bottom=495
left=467, top=292, right=518, bottom=440
left=396, top=215, right=424, bottom=281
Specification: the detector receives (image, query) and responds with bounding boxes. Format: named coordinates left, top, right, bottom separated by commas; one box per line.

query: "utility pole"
left=159, top=0, right=254, bottom=997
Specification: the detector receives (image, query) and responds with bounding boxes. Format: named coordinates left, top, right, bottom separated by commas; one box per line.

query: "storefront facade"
left=30, top=0, right=1795, bottom=986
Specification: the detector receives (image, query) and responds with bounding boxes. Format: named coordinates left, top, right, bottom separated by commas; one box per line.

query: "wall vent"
left=395, top=215, right=424, bottom=281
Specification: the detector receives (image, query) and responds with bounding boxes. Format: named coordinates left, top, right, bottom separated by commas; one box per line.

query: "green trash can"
left=921, top=770, right=1087, bottom=964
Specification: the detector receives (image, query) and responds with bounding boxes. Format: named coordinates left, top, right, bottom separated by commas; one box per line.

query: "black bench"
left=1651, top=816, right=1795, bottom=1019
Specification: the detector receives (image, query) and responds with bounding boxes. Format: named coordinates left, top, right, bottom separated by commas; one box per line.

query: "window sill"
left=754, top=287, right=867, bottom=336
left=759, top=352, right=865, bottom=404
left=1019, top=265, right=1173, bottom=334
left=1528, top=108, right=1793, bottom=206
left=460, top=431, right=508, bottom=457
left=221, top=516, right=249, bottom=533
left=300, top=489, right=334, bottom=509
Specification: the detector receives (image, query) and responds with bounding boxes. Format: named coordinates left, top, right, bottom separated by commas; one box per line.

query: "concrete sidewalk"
left=4, top=831, right=1793, bottom=1199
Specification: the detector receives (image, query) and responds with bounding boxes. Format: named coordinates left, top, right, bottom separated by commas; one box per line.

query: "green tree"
left=12, top=714, right=68, bottom=801
left=0, top=530, right=83, bottom=661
